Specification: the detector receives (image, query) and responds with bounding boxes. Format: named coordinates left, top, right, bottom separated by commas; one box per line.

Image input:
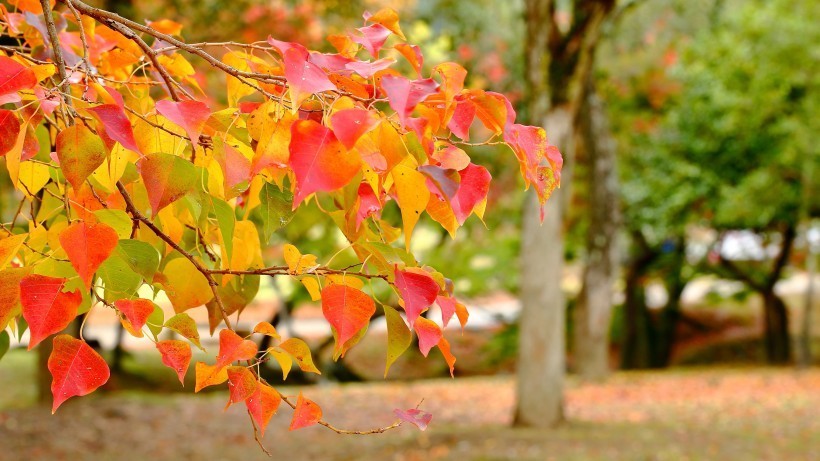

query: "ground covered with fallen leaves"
left=0, top=367, right=818, bottom=461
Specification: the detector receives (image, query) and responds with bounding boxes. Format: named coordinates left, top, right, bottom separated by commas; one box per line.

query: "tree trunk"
left=573, top=79, right=619, bottom=381
left=762, top=291, right=791, bottom=364
left=515, top=108, right=573, bottom=427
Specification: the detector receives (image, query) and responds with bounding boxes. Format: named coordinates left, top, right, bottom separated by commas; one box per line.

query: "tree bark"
left=573, top=79, right=619, bottom=381
left=762, top=291, right=791, bottom=364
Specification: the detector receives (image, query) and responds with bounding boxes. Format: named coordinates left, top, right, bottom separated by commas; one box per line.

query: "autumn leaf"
left=253, top=321, right=281, bottom=339
left=414, top=317, right=442, bottom=357
left=215, top=329, right=258, bottom=368
left=0, top=109, right=22, bottom=157
left=283, top=48, right=336, bottom=108
left=0, top=233, right=26, bottom=270
left=0, top=267, right=29, bottom=330
left=383, top=305, right=411, bottom=377
left=114, top=298, right=156, bottom=337
left=87, top=104, right=141, bottom=154
left=225, top=366, right=258, bottom=409
left=246, top=383, right=281, bottom=435
left=437, top=336, right=456, bottom=377
left=161, top=257, right=214, bottom=313
left=155, top=99, right=210, bottom=144
left=350, top=23, right=392, bottom=58
left=278, top=338, right=321, bottom=375
left=59, top=221, right=119, bottom=289
left=380, top=75, right=437, bottom=126
left=289, top=392, right=322, bottom=430
left=195, top=362, right=229, bottom=392
left=321, top=284, right=376, bottom=358
left=330, top=108, right=380, bottom=149
left=0, top=56, right=37, bottom=104
left=164, top=312, right=203, bottom=350
left=450, top=163, right=492, bottom=225
left=394, top=267, right=439, bottom=327
left=20, top=275, right=82, bottom=350
left=138, top=152, right=198, bottom=216
left=393, top=408, right=432, bottom=431
left=56, top=124, right=109, bottom=191
left=288, top=119, right=361, bottom=207
left=48, top=335, right=110, bottom=413
left=366, top=8, right=406, bottom=40
left=283, top=243, right=318, bottom=274
left=156, top=339, right=192, bottom=385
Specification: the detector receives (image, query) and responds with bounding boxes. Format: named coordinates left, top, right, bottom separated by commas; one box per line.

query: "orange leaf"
left=59, top=221, right=118, bottom=289
left=246, top=383, right=281, bottom=436
left=114, top=298, right=156, bottom=337
left=195, top=362, right=228, bottom=392
left=289, top=392, right=322, bottom=431
left=437, top=336, right=456, bottom=377
left=321, top=284, right=375, bottom=358
left=48, top=335, right=110, bottom=413
left=225, top=366, right=258, bottom=409
left=156, top=339, right=192, bottom=385
left=215, top=329, right=258, bottom=368
left=20, top=275, right=82, bottom=350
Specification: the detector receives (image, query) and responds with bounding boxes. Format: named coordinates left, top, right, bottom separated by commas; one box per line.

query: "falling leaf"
left=289, top=392, right=322, bottom=430
left=321, top=284, right=376, bottom=358
left=393, top=408, right=432, bottom=431
left=20, top=275, right=82, bottom=350
left=156, top=339, right=192, bottom=385
left=48, top=335, right=110, bottom=413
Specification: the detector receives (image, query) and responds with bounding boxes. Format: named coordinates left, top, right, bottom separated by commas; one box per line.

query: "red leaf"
left=156, top=339, right=192, bottom=385
left=350, top=23, right=392, bottom=58
left=283, top=48, right=336, bottom=108
left=450, top=163, right=492, bottom=225
left=0, top=109, right=21, bottom=157
left=309, top=52, right=354, bottom=72
left=114, top=298, right=155, bottom=333
left=0, top=56, right=37, bottom=104
left=394, top=267, right=439, bottom=327
left=289, top=392, right=322, bottom=431
left=215, top=329, right=258, bottom=368
left=447, top=97, right=476, bottom=140
left=393, top=408, right=432, bottom=431
left=59, top=221, right=119, bottom=289
left=246, top=383, right=281, bottom=436
left=20, top=275, right=82, bottom=350
left=155, top=100, right=211, bottom=144
left=266, top=36, right=308, bottom=60
left=49, top=335, right=110, bottom=413
left=330, top=108, right=379, bottom=149
left=380, top=75, right=438, bottom=127
left=356, top=183, right=382, bottom=229
left=87, top=104, right=141, bottom=154
left=321, top=284, right=376, bottom=357
left=414, top=317, right=442, bottom=357
left=288, top=119, right=361, bottom=207
left=225, top=366, right=258, bottom=408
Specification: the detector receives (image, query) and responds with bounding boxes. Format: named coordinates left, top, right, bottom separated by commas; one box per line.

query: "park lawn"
left=0, top=353, right=817, bottom=461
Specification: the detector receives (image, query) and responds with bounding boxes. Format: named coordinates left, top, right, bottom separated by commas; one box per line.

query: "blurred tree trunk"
left=573, top=77, right=620, bottom=381
left=515, top=0, right=616, bottom=428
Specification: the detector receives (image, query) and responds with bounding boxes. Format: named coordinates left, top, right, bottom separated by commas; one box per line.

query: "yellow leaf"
left=163, top=257, right=214, bottom=312
left=267, top=347, right=293, bottom=380
left=325, top=274, right=364, bottom=290
left=301, top=277, right=322, bottom=301
left=283, top=244, right=318, bottom=275
left=391, top=156, right=429, bottom=251
left=0, top=233, right=27, bottom=270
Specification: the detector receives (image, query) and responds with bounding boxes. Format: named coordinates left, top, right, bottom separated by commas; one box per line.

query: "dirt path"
left=0, top=368, right=818, bottom=461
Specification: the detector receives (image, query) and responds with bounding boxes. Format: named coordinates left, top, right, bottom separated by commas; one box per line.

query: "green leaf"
left=383, top=305, right=411, bottom=377
left=145, top=303, right=165, bottom=340
left=98, top=255, right=143, bottom=300
left=257, top=181, right=294, bottom=242
left=210, top=197, right=235, bottom=261
left=94, top=209, right=133, bottom=239
left=0, top=330, right=9, bottom=362
left=116, top=239, right=160, bottom=282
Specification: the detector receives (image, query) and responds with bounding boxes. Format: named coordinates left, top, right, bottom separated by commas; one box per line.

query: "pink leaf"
left=414, top=317, right=442, bottom=357
left=330, top=108, right=380, bottom=149
left=394, top=267, right=439, bottom=327
left=450, top=163, right=492, bottom=225
left=436, top=295, right=457, bottom=328
left=87, top=104, right=141, bottom=154
left=284, top=48, right=337, bottom=108
left=380, top=75, right=437, bottom=127
left=155, top=99, right=211, bottom=144
left=356, top=183, right=382, bottom=229
left=447, top=97, right=476, bottom=141
left=394, top=408, right=432, bottom=431
left=345, top=57, right=395, bottom=78
left=350, top=23, right=391, bottom=58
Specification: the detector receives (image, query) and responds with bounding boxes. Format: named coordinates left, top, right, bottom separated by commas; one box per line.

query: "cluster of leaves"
left=0, top=0, right=560, bottom=441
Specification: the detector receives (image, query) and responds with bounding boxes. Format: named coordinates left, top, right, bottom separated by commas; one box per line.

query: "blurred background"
left=0, top=0, right=818, bottom=460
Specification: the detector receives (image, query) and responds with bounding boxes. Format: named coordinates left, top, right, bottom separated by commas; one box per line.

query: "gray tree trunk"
left=573, top=83, right=619, bottom=381
left=515, top=107, right=574, bottom=427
